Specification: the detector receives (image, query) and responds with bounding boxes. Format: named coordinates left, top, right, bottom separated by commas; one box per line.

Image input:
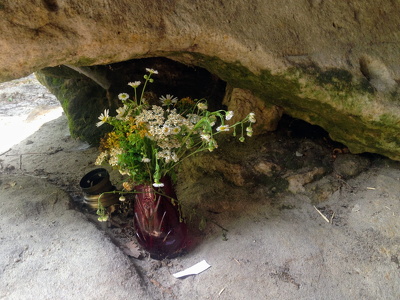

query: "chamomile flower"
left=160, top=94, right=178, bottom=106
left=197, top=102, right=208, bottom=110
left=98, top=215, right=109, bottom=222
left=128, top=81, right=141, bottom=88
left=209, top=115, right=217, bottom=126
left=118, top=93, right=129, bottom=101
left=171, top=126, right=181, bottom=134
left=208, top=139, right=218, bottom=151
left=146, top=68, right=158, bottom=74
left=119, top=169, right=129, bottom=176
left=116, top=105, right=127, bottom=119
left=95, top=152, right=108, bottom=165
left=246, top=126, right=253, bottom=137
left=226, top=111, right=234, bottom=120
left=161, top=125, right=172, bottom=135
left=187, top=114, right=200, bottom=124
left=96, top=109, right=109, bottom=127
left=216, top=125, right=230, bottom=132
left=153, top=182, right=164, bottom=188
left=142, top=157, right=151, bottom=163
left=200, top=133, right=211, bottom=142
left=248, top=112, right=256, bottom=123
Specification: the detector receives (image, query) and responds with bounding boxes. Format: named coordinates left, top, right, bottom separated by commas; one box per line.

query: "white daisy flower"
left=200, top=133, right=211, bottom=142
left=146, top=68, right=158, bottom=74
left=209, top=115, right=217, bottom=126
left=159, top=94, right=178, bottom=106
left=142, top=157, right=151, bottom=163
left=96, top=109, right=109, bottom=127
left=118, top=93, right=129, bottom=101
left=208, top=139, right=218, bottom=151
left=116, top=105, right=127, bottom=119
left=225, top=111, right=234, bottom=120
left=98, top=215, right=109, bottom=222
left=197, top=102, right=208, bottom=110
left=171, top=126, right=181, bottom=134
left=119, top=169, right=129, bottom=176
left=171, top=152, right=179, bottom=162
left=246, top=126, right=253, bottom=137
left=95, top=152, right=108, bottom=165
left=248, top=112, right=256, bottom=123
left=187, top=114, right=200, bottom=124
left=128, top=81, right=141, bottom=88
left=216, top=125, right=230, bottom=132
left=161, top=125, right=171, bottom=135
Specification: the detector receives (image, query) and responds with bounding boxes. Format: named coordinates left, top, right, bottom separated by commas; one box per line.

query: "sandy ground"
left=1, top=75, right=400, bottom=299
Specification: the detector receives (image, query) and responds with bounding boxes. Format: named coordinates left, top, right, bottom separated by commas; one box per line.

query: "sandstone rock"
left=286, top=167, right=326, bottom=193
left=1, top=0, right=400, bottom=159
left=333, top=154, right=371, bottom=179
left=253, top=161, right=282, bottom=177
left=306, top=176, right=343, bottom=204
left=223, top=86, right=283, bottom=133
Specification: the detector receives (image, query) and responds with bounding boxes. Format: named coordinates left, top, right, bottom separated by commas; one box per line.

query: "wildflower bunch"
left=95, top=68, right=256, bottom=188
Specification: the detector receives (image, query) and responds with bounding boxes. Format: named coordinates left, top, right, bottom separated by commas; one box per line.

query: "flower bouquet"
left=95, top=68, right=255, bottom=258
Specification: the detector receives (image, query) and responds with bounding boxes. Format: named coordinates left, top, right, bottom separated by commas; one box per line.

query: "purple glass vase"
left=134, top=176, right=187, bottom=259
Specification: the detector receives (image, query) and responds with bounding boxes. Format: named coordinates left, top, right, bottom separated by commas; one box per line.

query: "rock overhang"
left=1, top=0, right=399, bottom=159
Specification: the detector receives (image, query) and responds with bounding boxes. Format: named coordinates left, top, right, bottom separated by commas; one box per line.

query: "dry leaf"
left=123, top=241, right=141, bottom=258
left=3, top=181, right=17, bottom=189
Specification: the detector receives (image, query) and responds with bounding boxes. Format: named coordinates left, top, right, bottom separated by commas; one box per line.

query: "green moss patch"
left=36, top=66, right=110, bottom=145
left=170, top=53, right=400, bottom=160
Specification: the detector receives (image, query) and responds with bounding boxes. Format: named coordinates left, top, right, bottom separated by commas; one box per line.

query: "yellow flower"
left=180, top=97, right=195, bottom=105
left=123, top=181, right=135, bottom=191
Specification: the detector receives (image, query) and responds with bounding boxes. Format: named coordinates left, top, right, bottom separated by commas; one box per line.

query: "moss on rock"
left=36, top=54, right=400, bottom=160
left=174, top=53, right=400, bottom=160
left=35, top=66, right=111, bottom=145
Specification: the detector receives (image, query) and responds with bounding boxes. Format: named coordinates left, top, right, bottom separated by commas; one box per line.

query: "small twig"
left=337, top=177, right=353, bottom=188
left=218, top=287, right=225, bottom=296
left=330, top=212, right=335, bottom=224
left=210, top=220, right=229, bottom=232
left=313, top=206, right=330, bottom=223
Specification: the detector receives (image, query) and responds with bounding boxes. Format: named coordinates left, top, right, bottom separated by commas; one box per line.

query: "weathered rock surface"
left=1, top=0, right=400, bottom=159
left=2, top=77, right=400, bottom=299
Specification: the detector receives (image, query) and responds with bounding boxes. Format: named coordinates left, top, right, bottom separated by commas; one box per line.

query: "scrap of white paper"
left=172, top=260, right=211, bottom=278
